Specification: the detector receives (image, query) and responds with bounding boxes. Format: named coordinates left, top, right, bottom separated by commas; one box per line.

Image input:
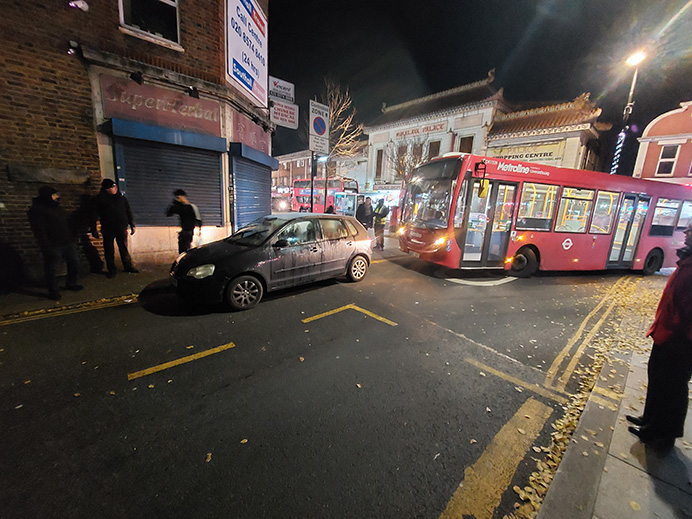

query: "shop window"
left=650, top=198, right=681, bottom=237
left=655, top=145, right=678, bottom=176
left=516, top=183, right=559, bottom=231
left=675, top=200, right=692, bottom=230
left=589, top=191, right=619, bottom=234
left=555, top=187, right=595, bottom=233
left=120, top=0, right=180, bottom=45
left=458, top=136, right=474, bottom=153
left=428, top=141, right=441, bottom=159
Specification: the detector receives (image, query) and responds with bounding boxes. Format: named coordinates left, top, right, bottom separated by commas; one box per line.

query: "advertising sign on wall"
left=486, top=142, right=564, bottom=166
left=270, top=99, right=299, bottom=130
left=268, top=76, right=295, bottom=103
left=226, top=0, right=268, bottom=107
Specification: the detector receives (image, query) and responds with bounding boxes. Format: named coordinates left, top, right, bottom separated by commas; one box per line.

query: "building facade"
left=0, top=0, right=276, bottom=286
left=632, top=101, right=692, bottom=185
left=362, top=72, right=609, bottom=192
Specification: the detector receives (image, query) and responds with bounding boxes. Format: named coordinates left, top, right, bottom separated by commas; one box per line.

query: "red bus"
left=398, top=153, right=692, bottom=276
left=292, top=177, right=359, bottom=213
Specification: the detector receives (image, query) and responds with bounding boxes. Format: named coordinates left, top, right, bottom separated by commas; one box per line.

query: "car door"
left=270, top=219, right=323, bottom=288
left=317, top=218, right=353, bottom=278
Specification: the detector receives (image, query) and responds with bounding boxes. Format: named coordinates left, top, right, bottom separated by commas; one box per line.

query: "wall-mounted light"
left=187, top=86, right=200, bottom=99
left=129, top=71, right=144, bottom=85
left=68, top=0, right=89, bottom=11
left=67, top=40, right=81, bottom=56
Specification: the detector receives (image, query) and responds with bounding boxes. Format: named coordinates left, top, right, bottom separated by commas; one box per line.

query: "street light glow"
left=626, top=51, right=646, bottom=67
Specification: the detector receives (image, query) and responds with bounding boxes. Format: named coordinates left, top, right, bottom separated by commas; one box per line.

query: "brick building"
left=0, top=0, right=276, bottom=287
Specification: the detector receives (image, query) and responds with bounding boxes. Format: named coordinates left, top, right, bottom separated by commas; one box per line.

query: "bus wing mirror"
left=478, top=179, right=489, bottom=198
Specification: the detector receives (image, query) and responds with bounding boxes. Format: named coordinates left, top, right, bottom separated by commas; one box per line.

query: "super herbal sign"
left=226, top=0, right=268, bottom=107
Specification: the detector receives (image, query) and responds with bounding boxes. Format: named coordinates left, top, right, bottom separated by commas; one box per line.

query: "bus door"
left=607, top=194, right=650, bottom=267
left=461, top=180, right=518, bottom=267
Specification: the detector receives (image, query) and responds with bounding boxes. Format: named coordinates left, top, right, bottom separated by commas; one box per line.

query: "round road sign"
left=313, top=117, right=326, bottom=136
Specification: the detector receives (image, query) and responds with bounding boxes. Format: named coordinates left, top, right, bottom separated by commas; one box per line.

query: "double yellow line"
left=544, top=276, right=634, bottom=391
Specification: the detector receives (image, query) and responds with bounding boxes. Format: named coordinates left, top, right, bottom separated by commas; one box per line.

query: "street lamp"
left=610, top=50, right=647, bottom=175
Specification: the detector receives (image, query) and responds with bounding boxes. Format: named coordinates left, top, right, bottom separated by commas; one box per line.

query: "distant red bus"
left=292, top=177, right=359, bottom=213
left=398, top=153, right=692, bottom=276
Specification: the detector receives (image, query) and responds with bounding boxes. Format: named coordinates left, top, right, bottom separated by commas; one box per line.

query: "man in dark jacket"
left=627, top=222, right=692, bottom=450
left=28, top=186, right=83, bottom=300
left=91, top=179, right=138, bottom=278
left=166, top=189, right=202, bottom=253
left=356, top=197, right=373, bottom=229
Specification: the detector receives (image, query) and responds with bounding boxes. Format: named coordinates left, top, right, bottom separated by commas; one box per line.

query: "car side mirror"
left=273, top=238, right=288, bottom=248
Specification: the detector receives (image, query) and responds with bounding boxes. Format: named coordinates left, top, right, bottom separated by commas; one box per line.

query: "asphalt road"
left=0, top=253, right=631, bottom=519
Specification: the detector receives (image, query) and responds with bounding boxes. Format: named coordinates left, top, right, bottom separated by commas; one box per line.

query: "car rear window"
left=344, top=219, right=359, bottom=236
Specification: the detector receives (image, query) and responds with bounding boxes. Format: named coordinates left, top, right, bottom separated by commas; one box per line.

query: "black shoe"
left=628, top=425, right=673, bottom=447
left=106, top=271, right=117, bottom=279
left=626, top=415, right=647, bottom=426
left=65, top=284, right=84, bottom=291
left=124, top=267, right=139, bottom=273
left=48, top=292, right=62, bottom=301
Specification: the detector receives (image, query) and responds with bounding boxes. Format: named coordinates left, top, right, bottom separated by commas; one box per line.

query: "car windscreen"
left=225, top=216, right=288, bottom=246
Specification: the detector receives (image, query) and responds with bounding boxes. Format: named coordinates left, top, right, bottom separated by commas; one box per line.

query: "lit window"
left=120, top=0, right=180, bottom=45
left=677, top=201, right=692, bottom=230
left=516, top=183, right=559, bottom=231
left=649, top=198, right=681, bottom=237
left=555, top=187, right=595, bottom=233
left=589, top=191, right=619, bottom=234
left=655, top=145, right=678, bottom=176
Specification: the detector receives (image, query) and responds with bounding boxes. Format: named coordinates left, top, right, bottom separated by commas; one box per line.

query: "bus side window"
left=516, top=183, right=559, bottom=231
left=589, top=191, right=619, bottom=234
left=676, top=201, right=692, bottom=231
left=555, top=187, right=594, bottom=233
left=650, top=198, right=682, bottom=237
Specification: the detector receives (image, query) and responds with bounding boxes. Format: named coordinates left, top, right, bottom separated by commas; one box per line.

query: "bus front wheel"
left=510, top=248, right=538, bottom=278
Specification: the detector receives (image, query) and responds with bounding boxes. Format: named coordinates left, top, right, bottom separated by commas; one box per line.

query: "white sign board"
left=268, top=76, right=295, bottom=103
left=270, top=99, right=299, bottom=130
left=226, top=0, right=268, bottom=107
left=309, top=100, right=330, bottom=154
left=309, top=135, right=330, bottom=155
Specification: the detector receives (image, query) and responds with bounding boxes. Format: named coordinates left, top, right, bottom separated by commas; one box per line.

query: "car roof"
left=262, top=213, right=355, bottom=222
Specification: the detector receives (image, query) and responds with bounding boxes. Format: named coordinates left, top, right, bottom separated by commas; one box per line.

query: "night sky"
left=268, top=0, right=692, bottom=171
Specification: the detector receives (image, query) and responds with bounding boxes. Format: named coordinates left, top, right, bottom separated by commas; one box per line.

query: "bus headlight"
left=397, top=226, right=407, bottom=236
left=186, top=264, right=215, bottom=279
left=433, top=236, right=447, bottom=247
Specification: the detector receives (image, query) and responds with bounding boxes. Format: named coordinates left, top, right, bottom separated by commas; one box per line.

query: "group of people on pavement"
left=356, top=197, right=389, bottom=250
left=28, top=180, right=201, bottom=301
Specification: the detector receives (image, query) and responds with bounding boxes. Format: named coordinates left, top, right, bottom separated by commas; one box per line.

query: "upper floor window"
left=120, top=0, right=181, bottom=47
left=655, top=145, right=679, bottom=176
left=458, top=136, right=474, bottom=153
left=428, top=141, right=441, bottom=160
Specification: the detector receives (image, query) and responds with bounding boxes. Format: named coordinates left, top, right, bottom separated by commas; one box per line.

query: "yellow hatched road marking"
left=544, top=276, right=630, bottom=387
left=593, top=385, right=623, bottom=401
left=439, top=398, right=553, bottom=519
left=127, top=342, right=236, bottom=380
left=301, top=304, right=397, bottom=326
left=465, top=358, right=569, bottom=404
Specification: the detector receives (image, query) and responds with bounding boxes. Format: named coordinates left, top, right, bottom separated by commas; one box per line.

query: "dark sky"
left=268, top=0, right=692, bottom=170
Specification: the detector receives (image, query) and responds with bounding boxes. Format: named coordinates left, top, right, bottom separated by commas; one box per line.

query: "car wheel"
left=642, top=249, right=663, bottom=275
left=226, top=275, right=263, bottom=310
left=347, top=255, right=369, bottom=282
left=510, top=247, right=538, bottom=278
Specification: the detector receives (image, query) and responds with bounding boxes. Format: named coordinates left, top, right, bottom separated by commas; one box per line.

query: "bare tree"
left=385, top=135, right=430, bottom=181
left=317, top=79, right=364, bottom=160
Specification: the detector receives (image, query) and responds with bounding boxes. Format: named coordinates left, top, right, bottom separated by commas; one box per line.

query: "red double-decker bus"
left=291, top=177, right=359, bottom=213
left=398, top=153, right=692, bottom=276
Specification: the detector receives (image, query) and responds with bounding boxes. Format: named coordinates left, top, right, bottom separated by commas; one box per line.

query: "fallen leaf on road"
left=15, top=404, right=23, bottom=409
left=186, top=346, right=194, bottom=350
left=532, top=446, right=541, bottom=453
left=433, top=453, right=440, bottom=460
left=205, top=452, right=212, bottom=463
left=356, top=383, right=362, bottom=388
left=74, top=393, right=80, bottom=397
left=486, top=407, right=492, bottom=413
left=515, top=387, right=524, bottom=392
left=479, top=372, right=486, bottom=377
left=517, top=428, right=526, bottom=435
left=109, top=391, right=115, bottom=395
left=299, top=357, right=305, bottom=362
left=148, top=384, right=155, bottom=389
left=24, top=380, right=31, bottom=384
left=240, top=439, right=248, bottom=444
left=470, top=439, right=477, bottom=444
left=630, top=501, right=641, bottom=511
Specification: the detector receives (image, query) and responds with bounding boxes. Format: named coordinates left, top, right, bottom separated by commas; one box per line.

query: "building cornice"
left=488, top=123, right=593, bottom=141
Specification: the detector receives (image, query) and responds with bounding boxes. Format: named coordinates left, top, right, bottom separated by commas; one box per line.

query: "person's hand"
left=130, top=225, right=136, bottom=235
left=91, top=230, right=100, bottom=239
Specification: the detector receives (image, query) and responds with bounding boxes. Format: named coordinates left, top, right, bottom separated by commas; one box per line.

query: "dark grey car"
left=170, top=214, right=372, bottom=310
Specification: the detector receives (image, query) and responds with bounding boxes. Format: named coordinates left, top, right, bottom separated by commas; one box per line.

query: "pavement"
left=2, top=248, right=692, bottom=519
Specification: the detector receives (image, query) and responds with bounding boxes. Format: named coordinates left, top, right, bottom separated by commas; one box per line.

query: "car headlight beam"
left=186, top=264, right=216, bottom=279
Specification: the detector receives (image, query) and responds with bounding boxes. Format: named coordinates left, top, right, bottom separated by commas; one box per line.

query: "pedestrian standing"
left=373, top=199, right=389, bottom=250
left=166, top=189, right=202, bottom=253
left=627, top=222, right=692, bottom=450
left=28, top=186, right=83, bottom=300
left=356, top=197, right=373, bottom=230
left=91, top=179, right=138, bottom=278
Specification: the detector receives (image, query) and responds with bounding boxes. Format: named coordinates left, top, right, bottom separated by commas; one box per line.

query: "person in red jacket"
left=627, top=222, right=692, bottom=449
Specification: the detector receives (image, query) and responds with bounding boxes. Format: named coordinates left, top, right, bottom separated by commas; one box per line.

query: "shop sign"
left=100, top=75, right=222, bottom=136
left=226, top=0, right=268, bottom=107
left=394, top=122, right=447, bottom=139
left=487, top=142, right=563, bottom=165
left=233, top=111, right=270, bottom=154
left=268, top=76, right=295, bottom=103
left=270, top=99, right=299, bottom=130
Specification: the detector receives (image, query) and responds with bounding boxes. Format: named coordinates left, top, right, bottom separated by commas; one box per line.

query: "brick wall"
left=0, top=0, right=268, bottom=288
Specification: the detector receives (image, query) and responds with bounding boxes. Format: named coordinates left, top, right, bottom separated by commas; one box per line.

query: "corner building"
left=0, top=0, right=276, bottom=283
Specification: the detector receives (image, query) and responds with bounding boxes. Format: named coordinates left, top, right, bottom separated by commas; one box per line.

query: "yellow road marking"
left=544, top=276, right=630, bottom=387
left=127, top=342, right=236, bottom=381
left=301, top=303, right=397, bottom=326
left=371, top=259, right=387, bottom=264
left=593, top=385, right=622, bottom=401
left=439, top=398, right=553, bottom=519
left=590, top=395, right=618, bottom=411
left=465, top=358, right=569, bottom=404
left=0, top=295, right=139, bottom=327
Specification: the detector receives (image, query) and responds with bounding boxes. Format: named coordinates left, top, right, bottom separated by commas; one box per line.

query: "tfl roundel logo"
left=562, top=238, right=574, bottom=250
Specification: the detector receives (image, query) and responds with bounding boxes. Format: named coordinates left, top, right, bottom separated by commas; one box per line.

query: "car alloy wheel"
left=227, top=275, right=263, bottom=310
left=347, top=255, right=368, bottom=282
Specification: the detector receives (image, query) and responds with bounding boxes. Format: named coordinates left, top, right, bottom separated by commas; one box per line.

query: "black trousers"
left=178, top=229, right=194, bottom=253
left=102, top=228, right=134, bottom=273
left=43, top=243, right=79, bottom=295
left=642, top=339, right=692, bottom=438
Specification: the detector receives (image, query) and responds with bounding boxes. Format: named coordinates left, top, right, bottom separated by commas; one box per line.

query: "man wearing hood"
left=91, top=179, right=138, bottom=278
left=627, top=222, right=692, bottom=450
left=28, top=186, right=83, bottom=300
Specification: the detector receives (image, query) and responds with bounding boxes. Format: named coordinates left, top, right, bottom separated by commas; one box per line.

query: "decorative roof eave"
left=381, top=69, right=496, bottom=114
left=364, top=97, right=506, bottom=134
left=487, top=123, right=595, bottom=141
left=494, top=93, right=596, bottom=122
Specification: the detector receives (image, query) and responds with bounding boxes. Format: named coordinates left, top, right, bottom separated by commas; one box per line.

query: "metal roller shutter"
left=115, top=138, right=223, bottom=226
left=232, top=156, right=272, bottom=228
